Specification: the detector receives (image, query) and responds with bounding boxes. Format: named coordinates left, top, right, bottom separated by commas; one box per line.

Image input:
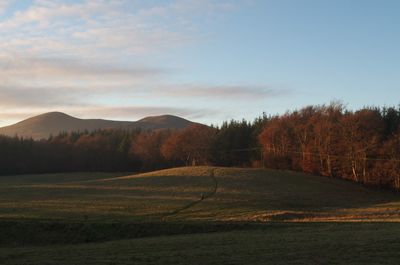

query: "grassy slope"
left=1, top=167, right=400, bottom=264
left=1, top=166, right=399, bottom=222
left=190, top=167, right=400, bottom=222
left=1, top=223, right=400, bottom=265
left=0, top=168, right=215, bottom=221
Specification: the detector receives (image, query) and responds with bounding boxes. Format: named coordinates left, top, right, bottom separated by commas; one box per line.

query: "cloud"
left=0, top=54, right=165, bottom=80
left=67, top=105, right=218, bottom=120
left=0, top=0, right=240, bottom=58
left=0, top=1, right=12, bottom=15
left=0, top=82, right=289, bottom=112
left=160, top=84, right=290, bottom=99
left=0, top=0, right=276, bottom=127
left=0, top=1, right=112, bottom=30
left=0, top=54, right=167, bottom=105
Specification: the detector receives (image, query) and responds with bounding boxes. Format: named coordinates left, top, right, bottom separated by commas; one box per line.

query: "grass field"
left=2, top=223, right=400, bottom=265
left=1, top=167, right=400, bottom=264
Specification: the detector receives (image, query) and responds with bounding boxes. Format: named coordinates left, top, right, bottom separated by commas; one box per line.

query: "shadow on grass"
left=0, top=220, right=256, bottom=247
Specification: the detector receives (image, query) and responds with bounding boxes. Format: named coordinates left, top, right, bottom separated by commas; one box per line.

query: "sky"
left=0, top=0, right=399, bottom=126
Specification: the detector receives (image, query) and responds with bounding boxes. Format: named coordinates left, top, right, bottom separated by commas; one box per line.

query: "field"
left=1, top=167, right=400, bottom=264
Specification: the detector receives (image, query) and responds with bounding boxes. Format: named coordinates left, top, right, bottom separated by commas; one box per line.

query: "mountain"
left=0, top=112, right=197, bottom=140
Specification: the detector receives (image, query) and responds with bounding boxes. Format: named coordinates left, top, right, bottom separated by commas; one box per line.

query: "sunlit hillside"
left=1, top=166, right=399, bottom=222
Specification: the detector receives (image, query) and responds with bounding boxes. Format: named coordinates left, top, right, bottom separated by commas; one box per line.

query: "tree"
left=161, top=125, right=216, bottom=166
left=373, top=130, right=400, bottom=188
left=259, top=115, right=293, bottom=169
left=130, top=130, right=170, bottom=170
left=340, top=109, right=384, bottom=183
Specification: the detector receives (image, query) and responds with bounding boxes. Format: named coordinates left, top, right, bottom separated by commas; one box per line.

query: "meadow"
left=1, top=166, right=400, bottom=264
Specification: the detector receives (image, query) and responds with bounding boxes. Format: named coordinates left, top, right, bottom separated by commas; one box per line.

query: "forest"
left=0, top=103, right=399, bottom=190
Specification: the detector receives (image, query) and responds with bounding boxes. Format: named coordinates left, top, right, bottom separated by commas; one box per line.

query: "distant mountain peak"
left=0, top=112, right=198, bottom=140
left=29, top=111, right=76, bottom=121
left=139, top=114, right=190, bottom=123
left=39, top=111, right=72, bottom=117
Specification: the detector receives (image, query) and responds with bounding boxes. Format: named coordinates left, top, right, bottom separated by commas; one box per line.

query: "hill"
left=1, top=166, right=399, bottom=222
left=0, top=167, right=400, bottom=264
left=0, top=112, right=197, bottom=140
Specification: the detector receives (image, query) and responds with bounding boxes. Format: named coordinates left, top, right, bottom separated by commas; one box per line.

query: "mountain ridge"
left=0, top=112, right=198, bottom=140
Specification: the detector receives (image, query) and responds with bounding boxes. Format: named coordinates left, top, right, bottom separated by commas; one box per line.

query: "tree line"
left=0, top=103, right=399, bottom=190
left=0, top=118, right=264, bottom=174
left=259, top=103, right=400, bottom=190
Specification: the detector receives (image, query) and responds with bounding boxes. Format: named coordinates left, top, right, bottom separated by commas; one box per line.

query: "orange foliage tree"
left=161, top=125, right=216, bottom=166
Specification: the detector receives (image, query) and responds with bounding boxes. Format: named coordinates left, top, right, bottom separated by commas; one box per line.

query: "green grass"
left=1, top=167, right=399, bottom=222
left=0, top=168, right=215, bottom=221
left=0, top=166, right=400, bottom=264
left=1, top=223, right=400, bottom=265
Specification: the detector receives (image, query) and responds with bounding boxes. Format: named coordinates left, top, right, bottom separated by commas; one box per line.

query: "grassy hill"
left=0, top=167, right=400, bottom=264
left=1, top=166, right=399, bottom=222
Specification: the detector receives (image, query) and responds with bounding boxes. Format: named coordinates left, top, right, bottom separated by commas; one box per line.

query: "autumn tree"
left=310, top=103, right=343, bottom=176
left=373, top=130, right=400, bottom=188
left=259, top=115, right=293, bottom=169
left=161, top=125, right=216, bottom=166
left=340, top=109, right=384, bottom=184
left=130, top=130, right=170, bottom=170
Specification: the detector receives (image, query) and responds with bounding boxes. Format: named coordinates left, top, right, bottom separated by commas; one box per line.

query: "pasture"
left=0, top=167, right=399, bottom=264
